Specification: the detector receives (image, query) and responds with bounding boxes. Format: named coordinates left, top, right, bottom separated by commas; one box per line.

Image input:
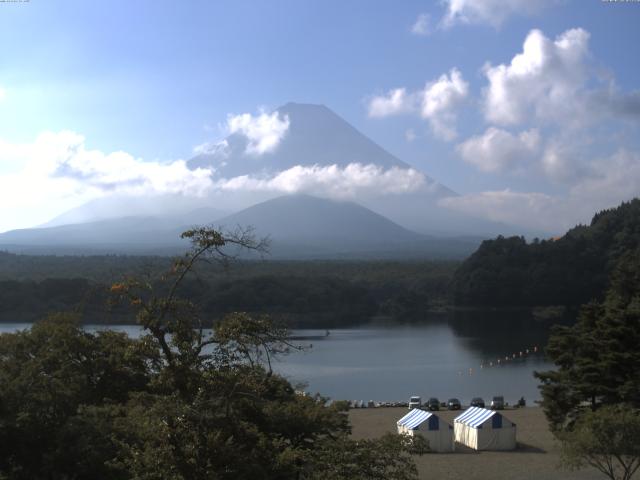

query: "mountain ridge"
left=0, top=194, right=482, bottom=259
left=19, top=102, right=521, bottom=245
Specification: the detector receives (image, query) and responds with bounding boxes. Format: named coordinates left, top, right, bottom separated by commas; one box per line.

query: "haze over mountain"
left=214, top=194, right=481, bottom=258
left=0, top=194, right=482, bottom=258
left=0, top=217, right=188, bottom=255
left=0, top=102, right=529, bottom=256
left=23, top=102, right=515, bottom=242
left=187, top=102, right=513, bottom=236
left=40, top=195, right=227, bottom=228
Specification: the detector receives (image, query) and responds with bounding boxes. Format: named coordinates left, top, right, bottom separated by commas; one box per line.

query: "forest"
left=0, top=228, right=426, bottom=479
left=451, top=199, right=640, bottom=307
left=2, top=198, right=639, bottom=326
left=0, top=255, right=456, bottom=327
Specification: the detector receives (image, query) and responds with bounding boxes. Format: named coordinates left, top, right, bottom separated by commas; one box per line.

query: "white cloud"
left=41, top=131, right=213, bottom=195
left=411, top=13, right=431, bottom=36
left=570, top=149, right=640, bottom=208
left=439, top=189, right=558, bottom=231
left=405, top=129, right=417, bottom=142
left=441, top=0, right=557, bottom=28
left=214, top=163, right=426, bottom=199
left=0, top=131, right=214, bottom=232
left=483, top=28, right=640, bottom=129
left=440, top=150, right=640, bottom=233
left=226, top=111, right=290, bottom=155
left=539, top=137, right=588, bottom=182
left=367, top=69, right=468, bottom=141
left=367, top=88, right=415, bottom=118
left=483, top=28, right=591, bottom=126
left=420, top=68, right=468, bottom=140
left=457, top=127, right=540, bottom=173
left=466, top=27, right=640, bottom=186
left=192, top=139, right=229, bottom=157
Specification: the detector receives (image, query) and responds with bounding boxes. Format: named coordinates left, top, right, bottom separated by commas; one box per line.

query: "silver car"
left=408, top=396, right=422, bottom=410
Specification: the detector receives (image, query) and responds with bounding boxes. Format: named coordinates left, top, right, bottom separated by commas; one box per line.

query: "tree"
left=560, top=405, right=640, bottom=480
left=0, top=226, right=424, bottom=480
left=107, top=226, right=423, bottom=479
left=452, top=198, right=640, bottom=308
left=0, top=313, right=156, bottom=479
left=535, top=250, right=640, bottom=432
left=304, top=433, right=428, bottom=480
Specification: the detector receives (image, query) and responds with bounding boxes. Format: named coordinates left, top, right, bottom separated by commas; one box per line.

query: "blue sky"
left=0, top=0, right=639, bottom=232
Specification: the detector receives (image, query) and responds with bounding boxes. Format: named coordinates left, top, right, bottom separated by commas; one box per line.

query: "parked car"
left=426, top=397, right=440, bottom=411
left=408, top=396, right=422, bottom=410
left=491, top=396, right=505, bottom=410
left=470, top=397, right=485, bottom=408
left=447, top=398, right=461, bottom=410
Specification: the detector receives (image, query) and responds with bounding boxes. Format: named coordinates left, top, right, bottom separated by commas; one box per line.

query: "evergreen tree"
left=453, top=198, right=640, bottom=307
left=535, top=249, right=640, bottom=432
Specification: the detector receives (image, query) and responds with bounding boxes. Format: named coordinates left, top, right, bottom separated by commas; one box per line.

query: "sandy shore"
left=349, top=407, right=610, bottom=480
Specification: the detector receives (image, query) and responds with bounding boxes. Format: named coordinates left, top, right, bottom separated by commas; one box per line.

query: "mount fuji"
left=0, top=103, right=514, bottom=257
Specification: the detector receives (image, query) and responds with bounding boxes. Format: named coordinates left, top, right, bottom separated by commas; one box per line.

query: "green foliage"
left=535, top=250, right=640, bottom=432
left=452, top=198, right=640, bottom=307
left=304, top=433, right=422, bottom=480
left=0, top=259, right=456, bottom=326
left=203, top=275, right=379, bottom=326
left=560, top=405, right=640, bottom=480
left=0, top=313, right=155, bottom=479
left=0, top=228, right=424, bottom=480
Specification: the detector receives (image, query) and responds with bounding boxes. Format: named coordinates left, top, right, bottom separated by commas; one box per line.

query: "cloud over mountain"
left=213, top=163, right=427, bottom=199
left=0, top=131, right=214, bottom=232
left=226, top=111, right=290, bottom=155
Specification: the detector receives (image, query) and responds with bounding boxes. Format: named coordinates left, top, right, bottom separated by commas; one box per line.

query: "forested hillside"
left=452, top=199, right=640, bottom=307
left=0, top=256, right=456, bottom=326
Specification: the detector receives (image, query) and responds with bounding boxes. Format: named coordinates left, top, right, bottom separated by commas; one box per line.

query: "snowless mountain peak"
left=188, top=102, right=416, bottom=177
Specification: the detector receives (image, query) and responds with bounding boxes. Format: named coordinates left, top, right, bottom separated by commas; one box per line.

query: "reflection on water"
left=275, top=322, right=553, bottom=404
left=0, top=310, right=561, bottom=404
left=447, top=309, right=560, bottom=359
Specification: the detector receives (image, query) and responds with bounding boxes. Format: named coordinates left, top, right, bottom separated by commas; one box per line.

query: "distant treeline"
left=0, top=257, right=457, bottom=327
left=452, top=199, right=640, bottom=307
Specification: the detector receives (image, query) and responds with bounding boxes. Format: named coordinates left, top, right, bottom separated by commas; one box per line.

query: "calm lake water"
left=0, top=314, right=555, bottom=405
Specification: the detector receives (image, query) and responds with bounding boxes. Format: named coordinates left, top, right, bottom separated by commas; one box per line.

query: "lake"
left=0, top=313, right=556, bottom=406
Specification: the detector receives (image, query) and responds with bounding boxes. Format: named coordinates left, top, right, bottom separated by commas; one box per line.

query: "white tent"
left=397, top=409, right=454, bottom=452
left=453, top=406, right=516, bottom=451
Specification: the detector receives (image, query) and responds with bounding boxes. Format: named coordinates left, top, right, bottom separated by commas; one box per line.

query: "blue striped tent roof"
left=454, top=406, right=497, bottom=428
left=397, top=409, right=433, bottom=430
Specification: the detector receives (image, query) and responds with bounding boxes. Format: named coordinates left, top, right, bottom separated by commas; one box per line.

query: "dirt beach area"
left=349, top=407, right=610, bottom=480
